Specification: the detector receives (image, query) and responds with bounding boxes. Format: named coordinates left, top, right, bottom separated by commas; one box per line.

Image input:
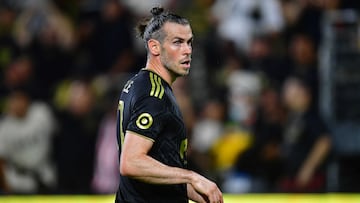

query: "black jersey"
left=115, top=69, right=188, bottom=203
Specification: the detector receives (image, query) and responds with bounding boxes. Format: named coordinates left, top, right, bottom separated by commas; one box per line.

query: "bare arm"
left=120, top=131, right=223, bottom=203
left=296, top=135, right=331, bottom=187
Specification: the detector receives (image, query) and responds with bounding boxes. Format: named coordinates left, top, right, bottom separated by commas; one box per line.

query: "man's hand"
left=190, top=172, right=223, bottom=203
left=187, top=183, right=208, bottom=203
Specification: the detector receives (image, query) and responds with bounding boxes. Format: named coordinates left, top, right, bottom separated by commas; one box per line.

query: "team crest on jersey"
left=136, top=113, right=153, bottom=130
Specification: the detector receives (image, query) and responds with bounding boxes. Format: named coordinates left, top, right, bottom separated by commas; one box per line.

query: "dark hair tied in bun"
left=150, top=7, right=164, bottom=17
left=136, top=6, right=190, bottom=51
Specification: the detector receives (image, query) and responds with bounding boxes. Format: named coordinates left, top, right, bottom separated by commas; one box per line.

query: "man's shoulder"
left=122, top=70, right=166, bottom=100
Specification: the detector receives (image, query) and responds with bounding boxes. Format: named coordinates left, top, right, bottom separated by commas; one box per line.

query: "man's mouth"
left=180, top=59, right=191, bottom=66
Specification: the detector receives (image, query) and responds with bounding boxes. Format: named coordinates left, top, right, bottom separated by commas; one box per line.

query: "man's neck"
left=145, top=59, right=175, bottom=85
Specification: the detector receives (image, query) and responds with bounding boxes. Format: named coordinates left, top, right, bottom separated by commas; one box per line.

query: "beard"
left=161, top=54, right=188, bottom=78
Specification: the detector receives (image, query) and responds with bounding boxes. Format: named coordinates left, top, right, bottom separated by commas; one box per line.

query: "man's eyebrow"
left=172, top=36, right=194, bottom=41
left=172, top=37, right=185, bottom=41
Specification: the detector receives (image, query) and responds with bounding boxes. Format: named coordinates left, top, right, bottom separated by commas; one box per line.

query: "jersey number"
left=118, top=100, right=125, bottom=148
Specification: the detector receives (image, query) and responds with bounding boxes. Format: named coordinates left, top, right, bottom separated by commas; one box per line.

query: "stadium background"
left=1, top=0, right=360, bottom=202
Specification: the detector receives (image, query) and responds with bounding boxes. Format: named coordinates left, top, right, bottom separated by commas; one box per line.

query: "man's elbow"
left=119, top=156, right=140, bottom=177
left=119, top=159, right=132, bottom=177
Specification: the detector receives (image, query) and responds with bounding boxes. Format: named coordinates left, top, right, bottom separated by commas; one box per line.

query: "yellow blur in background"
left=0, top=194, right=360, bottom=203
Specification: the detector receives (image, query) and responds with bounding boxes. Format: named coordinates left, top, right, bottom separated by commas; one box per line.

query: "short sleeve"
left=126, top=96, right=167, bottom=141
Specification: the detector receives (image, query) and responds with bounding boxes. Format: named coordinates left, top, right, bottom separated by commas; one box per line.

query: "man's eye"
left=174, top=41, right=181, bottom=45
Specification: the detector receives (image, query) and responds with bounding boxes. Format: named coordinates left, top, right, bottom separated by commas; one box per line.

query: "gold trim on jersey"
left=149, top=72, right=165, bottom=99
left=126, top=130, right=155, bottom=142
left=118, top=100, right=125, bottom=146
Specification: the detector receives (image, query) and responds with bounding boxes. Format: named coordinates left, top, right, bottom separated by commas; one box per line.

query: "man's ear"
left=148, top=39, right=160, bottom=56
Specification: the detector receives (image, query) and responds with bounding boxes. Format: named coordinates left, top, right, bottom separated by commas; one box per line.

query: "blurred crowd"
left=0, top=0, right=359, bottom=195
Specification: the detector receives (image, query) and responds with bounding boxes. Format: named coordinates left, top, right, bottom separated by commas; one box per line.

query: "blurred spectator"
left=210, top=40, right=261, bottom=127
left=279, top=77, right=331, bottom=192
left=91, top=89, right=119, bottom=194
left=280, top=0, right=344, bottom=47
left=89, top=0, right=135, bottom=75
left=14, top=2, right=75, bottom=50
left=190, top=99, right=226, bottom=178
left=212, top=125, right=253, bottom=193
left=201, top=45, right=261, bottom=187
left=281, top=0, right=324, bottom=46
left=0, top=89, right=57, bottom=194
left=211, top=0, right=284, bottom=52
left=14, top=2, right=75, bottom=101
left=0, top=4, right=20, bottom=112
left=191, top=100, right=226, bottom=154
left=53, top=80, right=100, bottom=194
left=71, top=10, right=98, bottom=77
left=0, top=4, right=19, bottom=72
left=247, top=34, right=289, bottom=89
left=230, top=86, right=286, bottom=193
left=0, top=56, right=36, bottom=102
left=287, top=33, right=320, bottom=110
left=226, top=58, right=261, bottom=127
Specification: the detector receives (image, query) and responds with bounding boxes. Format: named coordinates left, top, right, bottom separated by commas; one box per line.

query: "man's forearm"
left=120, top=131, right=196, bottom=185
left=120, top=131, right=223, bottom=202
left=120, top=151, right=195, bottom=185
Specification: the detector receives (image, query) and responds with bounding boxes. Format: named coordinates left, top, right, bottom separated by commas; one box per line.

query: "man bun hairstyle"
left=150, top=6, right=164, bottom=16
left=136, top=6, right=190, bottom=50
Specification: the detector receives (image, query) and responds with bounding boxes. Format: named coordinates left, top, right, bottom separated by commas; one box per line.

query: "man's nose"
left=184, top=44, right=192, bottom=55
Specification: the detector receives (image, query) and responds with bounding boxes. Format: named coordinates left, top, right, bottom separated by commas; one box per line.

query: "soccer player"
left=115, top=6, right=223, bottom=203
